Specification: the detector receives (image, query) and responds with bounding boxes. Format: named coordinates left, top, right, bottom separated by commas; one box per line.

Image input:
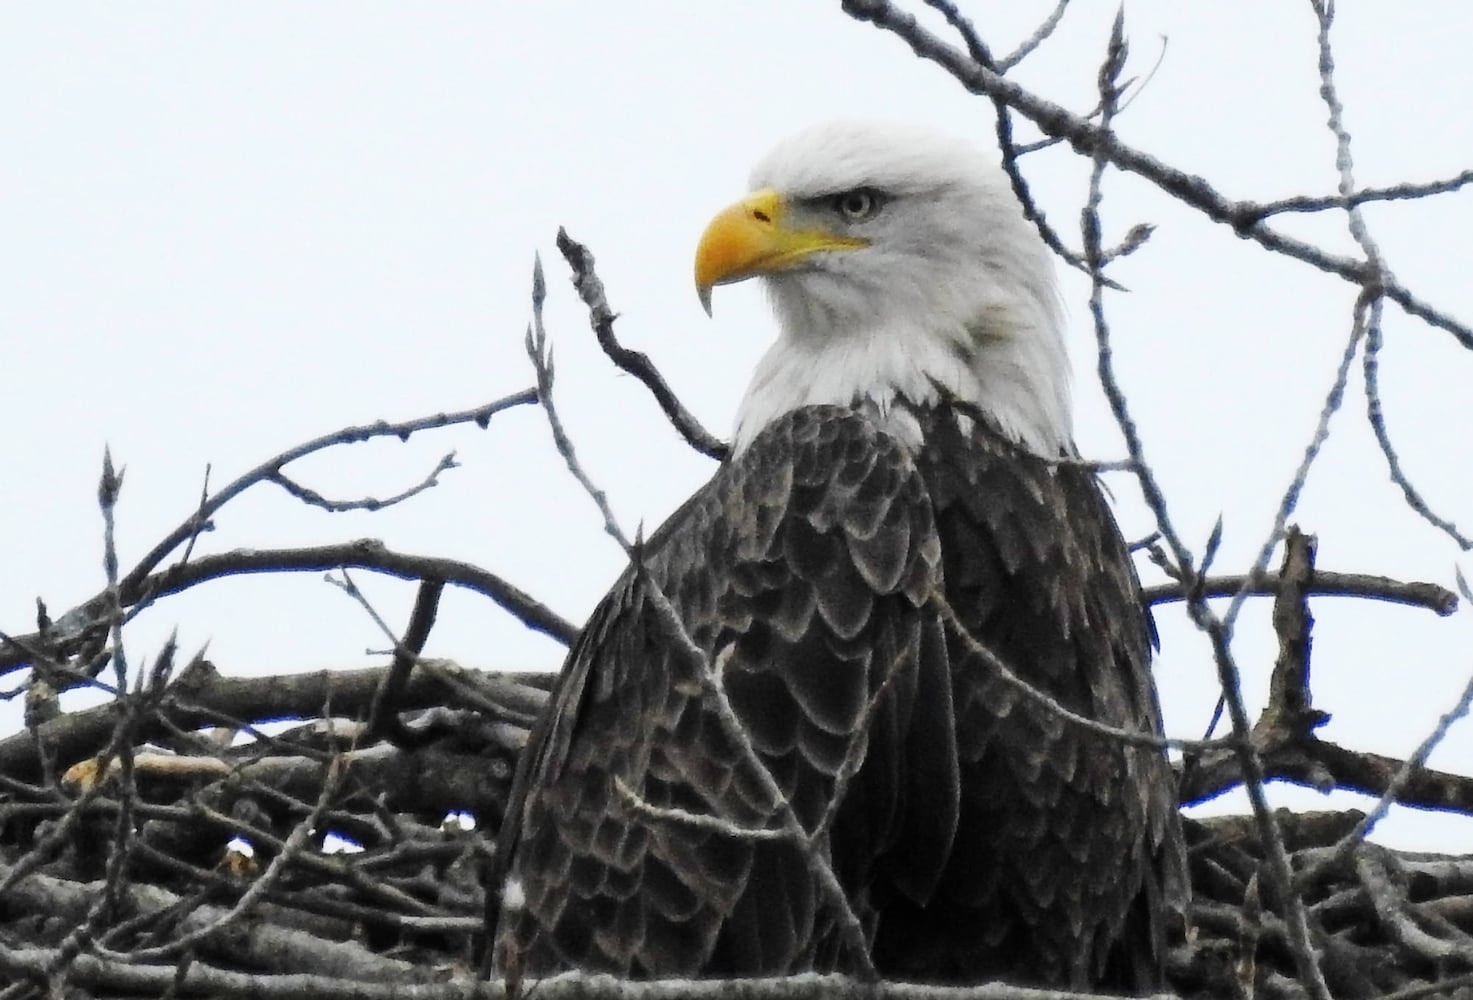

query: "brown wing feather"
left=869, top=406, right=1187, bottom=991
left=493, top=407, right=956, bottom=976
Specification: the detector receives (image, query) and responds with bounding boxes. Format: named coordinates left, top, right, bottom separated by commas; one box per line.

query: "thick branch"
left=0, top=659, right=552, bottom=784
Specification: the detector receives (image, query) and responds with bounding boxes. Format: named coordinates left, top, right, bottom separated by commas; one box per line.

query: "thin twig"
left=118, top=390, right=537, bottom=606
left=612, top=777, right=787, bottom=842
left=555, top=231, right=729, bottom=461
left=933, top=593, right=1206, bottom=753
left=1363, top=308, right=1472, bottom=549
left=268, top=452, right=460, bottom=514
left=921, top=0, right=1127, bottom=291
left=46, top=454, right=147, bottom=992
left=527, top=254, right=632, bottom=551
left=997, top=0, right=1072, bottom=71
left=1243, top=168, right=1473, bottom=220
left=1219, top=289, right=1373, bottom=634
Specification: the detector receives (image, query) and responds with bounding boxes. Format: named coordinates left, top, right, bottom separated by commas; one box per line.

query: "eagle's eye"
left=832, top=188, right=885, bottom=222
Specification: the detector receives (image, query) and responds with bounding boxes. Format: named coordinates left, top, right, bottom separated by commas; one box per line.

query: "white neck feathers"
left=724, top=121, right=1077, bottom=461
left=731, top=269, right=1073, bottom=460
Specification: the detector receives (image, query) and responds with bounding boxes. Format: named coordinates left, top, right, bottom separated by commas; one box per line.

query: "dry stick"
left=188, top=798, right=441, bottom=917
left=126, top=837, right=481, bottom=935
left=1145, top=567, right=1458, bottom=617
left=0, top=656, right=551, bottom=786
left=810, top=654, right=911, bottom=844
left=163, top=543, right=571, bottom=645
left=1214, top=289, right=1369, bottom=685
left=933, top=596, right=1205, bottom=753
left=528, top=254, right=631, bottom=550
left=1179, top=528, right=1323, bottom=814
left=838, top=0, right=1473, bottom=351
left=1216, top=286, right=1364, bottom=636
left=555, top=232, right=729, bottom=462
left=0, top=789, right=445, bottom=920
left=526, top=256, right=879, bottom=980
left=1176, top=720, right=1473, bottom=809
left=1075, top=17, right=1332, bottom=1000
left=1356, top=851, right=1473, bottom=964
left=1304, top=0, right=1473, bottom=869
left=0, top=861, right=422, bottom=992
left=98, top=449, right=128, bottom=695
left=365, top=577, right=445, bottom=745
left=326, top=571, right=445, bottom=719
left=1364, top=307, right=1472, bottom=549
left=612, top=777, right=787, bottom=842
left=176, top=464, right=214, bottom=570
left=1264, top=528, right=1320, bottom=731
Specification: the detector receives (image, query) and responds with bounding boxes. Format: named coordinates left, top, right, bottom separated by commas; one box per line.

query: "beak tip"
left=697, top=285, right=713, bottom=317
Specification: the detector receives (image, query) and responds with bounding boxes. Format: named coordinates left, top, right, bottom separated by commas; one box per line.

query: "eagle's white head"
left=695, top=120, right=1071, bottom=459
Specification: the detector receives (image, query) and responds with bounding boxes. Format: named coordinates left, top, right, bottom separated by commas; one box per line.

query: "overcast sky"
left=2, top=2, right=1470, bottom=849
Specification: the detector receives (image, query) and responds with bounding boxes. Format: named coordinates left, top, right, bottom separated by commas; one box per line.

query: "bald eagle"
left=492, top=121, right=1186, bottom=991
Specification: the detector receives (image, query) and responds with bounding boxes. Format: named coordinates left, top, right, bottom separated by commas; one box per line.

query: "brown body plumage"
left=493, top=405, right=1185, bottom=989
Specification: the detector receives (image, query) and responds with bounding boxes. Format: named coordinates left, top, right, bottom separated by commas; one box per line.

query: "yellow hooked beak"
left=694, top=189, right=868, bottom=315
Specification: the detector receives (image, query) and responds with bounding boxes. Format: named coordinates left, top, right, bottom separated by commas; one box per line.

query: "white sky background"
left=2, top=2, right=1470, bottom=850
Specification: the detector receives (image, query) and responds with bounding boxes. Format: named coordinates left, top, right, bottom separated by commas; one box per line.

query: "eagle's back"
left=491, top=404, right=1185, bottom=989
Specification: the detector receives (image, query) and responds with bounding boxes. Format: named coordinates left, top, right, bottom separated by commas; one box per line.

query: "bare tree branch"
left=839, top=0, right=1473, bottom=350
left=556, top=230, right=729, bottom=461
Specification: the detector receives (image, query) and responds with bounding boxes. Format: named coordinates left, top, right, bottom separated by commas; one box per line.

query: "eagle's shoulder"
left=494, top=405, right=958, bottom=975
